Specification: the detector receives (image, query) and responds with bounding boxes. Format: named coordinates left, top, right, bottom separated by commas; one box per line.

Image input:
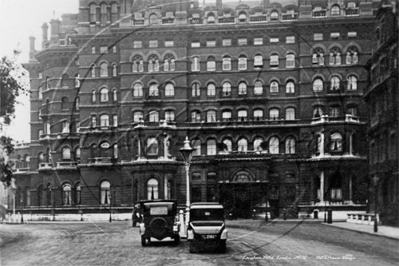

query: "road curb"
left=321, top=223, right=399, bottom=241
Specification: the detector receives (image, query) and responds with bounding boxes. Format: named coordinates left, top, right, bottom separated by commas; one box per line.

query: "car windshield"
left=190, top=208, right=224, bottom=221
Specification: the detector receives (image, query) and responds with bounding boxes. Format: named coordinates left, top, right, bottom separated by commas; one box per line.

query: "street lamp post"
left=109, top=191, right=112, bottom=223
left=180, top=136, right=193, bottom=229
left=373, top=175, right=379, bottom=233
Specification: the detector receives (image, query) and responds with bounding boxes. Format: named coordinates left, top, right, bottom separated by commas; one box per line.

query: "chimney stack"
left=42, top=23, right=49, bottom=49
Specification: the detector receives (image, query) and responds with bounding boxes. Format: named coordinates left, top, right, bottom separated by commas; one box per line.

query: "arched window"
left=192, top=82, right=200, bottom=97
left=90, top=64, right=96, bottom=77
left=75, top=183, right=81, bottom=205
left=170, top=59, right=175, bottom=71
left=147, top=178, right=159, bottom=200
left=100, top=63, right=108, bottom=77
left=346, top=48, right=359, bottom=65
left=100, top=181, right=111, bottom=205
left=207, top=56, right=216, bottom=71
left=165, top=83, right=174, bottom=96
left=148, top=58, right=159, bottom=72
left=222, top=56, right=231, bottom=71
left=238, top=82, right=247, bottom=95
left=223, top=139, right=232, bottom=152
left=89, top=3, right=97, bottom=22
left=62, top=184, right=72, bottom=206
left=330, top=76, right=341, bottom=90
left=269, top=137, right=280, bottom=154
left=331, top=5, right=340, bottom=16
left=330, top=106, right=341, bottom=117
left=347, top=75, right=357, bottom=90
left=270, top=11, right=279, bottom=20
left=149, top=83, right=159, bottom=96
left=286, top=81, right=295, bottom=93
left=61, top=74, right=69, bottom=87
left=270, top=81, right=279, bottom=93
left=238, top=13, right=247, bottom=22
left=149, top=13, right=158, bottom=24
left=191, top=57, right=200, bottom=71
left=91, top=115, right=97, bottom=127
left=100, top=88, right=109, bottom=102
left=100, top=114, right=109, bottom=127
left=112, top=64, right=117, bottom=76
left=62, top=147, right=71, bottom=161
left=254, top=137, right=263, bottom=151
left=207, top=110, right=216, bottom=122
left=222, top=82, right=231, bottom=96
left=222, top=110, right=232, bottom=122
left=269, top=108, right=279, bottom=120
left=62, top=120, right=70, bottom=133
left=112, top=90, right=117, bottom=102
left=100, top=3, right=107, bottom=25
left=133, top=111, right=143, bottom=122
left=191, top=111, right=201, bottom=122
left=207, top=13, right=215, bottom=23
left=132, top=58, right=144, bottom=72
left=112, top=114, right=118, bottom=127
left=111, top=3, right=118, bottom=23
left=238, top=110, right=247, bottom=121
left=285, top=107, right=295, bottom=120
left=207, top=139, right=217, bottom=155
left=192, top=139, right=201, bottom=156
left=286, top=54, right=295, bottom=68
left=254, top=55, right=263, bottom=67
left=61, top=97, right=69, bottom=111
left=270, top=54, right=279, bottom=67
left=313, top=78, right=324, bottom=92
left=238, top=55, right=247, bottom=70
left=329, top=49, right=341, bottom=65
left=133, top=83, right=143, bottom=97
left=254, top=109, right=263, bottom=121
left=75, top=148, right=81, bottom=162
left=285, top=137, right=296, bottom=154
left=147, top=138, right=158, bottom=155
left=312, top=49, right=324, bottom=65
left=149, top=110, right=159, bottom=122
left=164, top=59, right=170, bottom=71
left=207, top=83, right=216, bottom=96
left=330, top=133, right=343, bottom=151
left=91, top=90, right=96, bottom=102
left=254, top=80, right=263, bottom=95
left=237, top=138, right=248, bottom=152
left=113, top=144, right=118, bottom=158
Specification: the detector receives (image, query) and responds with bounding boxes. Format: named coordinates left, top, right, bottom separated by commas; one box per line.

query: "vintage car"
left=187, top=202, right=228, bottom=253
left=138, top=200, right=180, bottom=246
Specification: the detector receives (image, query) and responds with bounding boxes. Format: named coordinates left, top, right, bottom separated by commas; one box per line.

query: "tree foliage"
left=0, top=50, right=29, bottom=187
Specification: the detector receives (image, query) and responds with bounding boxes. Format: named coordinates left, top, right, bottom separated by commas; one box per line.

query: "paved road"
left=0, top=221, right=398, bottom=266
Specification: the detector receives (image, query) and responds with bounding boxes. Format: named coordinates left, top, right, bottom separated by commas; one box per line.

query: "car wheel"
left=141, top=236, right=146, bottom=247
left=149, top=217, right=168, bottom=237
left=218, top=240, right=226, bottom=253
left=174, top=235, right=180, bottom=245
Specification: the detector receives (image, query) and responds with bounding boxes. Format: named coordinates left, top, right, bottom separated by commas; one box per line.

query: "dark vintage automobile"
left=187, top=202, right=228, bottom=253
left=138, top=200, right=180, bottom=246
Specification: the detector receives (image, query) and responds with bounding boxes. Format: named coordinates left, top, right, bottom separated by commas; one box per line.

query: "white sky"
left=0, top=0, right=79, bottom=142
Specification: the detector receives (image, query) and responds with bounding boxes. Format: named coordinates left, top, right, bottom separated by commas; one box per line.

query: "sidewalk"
left=225, top=219, right=399, bottom=241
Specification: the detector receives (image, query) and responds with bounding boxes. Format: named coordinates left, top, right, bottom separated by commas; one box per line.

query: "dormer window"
left=207, top=13, right=215, bottom=24
left=238, top=13, right=247, bottom=22
left=270, top=11, right=279, bottom=20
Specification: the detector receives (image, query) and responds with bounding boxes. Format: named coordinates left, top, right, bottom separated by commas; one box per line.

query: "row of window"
left=312, top=47, right=359, bottom=66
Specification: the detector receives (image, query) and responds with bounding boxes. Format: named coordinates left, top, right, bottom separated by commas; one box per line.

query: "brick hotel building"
left=12, top=0, right=382, bottom=219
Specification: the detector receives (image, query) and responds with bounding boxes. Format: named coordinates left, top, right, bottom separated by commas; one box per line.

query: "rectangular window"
left=222, top=39, right=232, bottom=46
left=165, top=40, right=174, bottom=47
left=270, top=38, right=279, bottom=43
left=238, top=38, right=247, bottom=46
left=331, top=32, right=340, bottom=39
left=286, top=36, right=295, bottom=43
left=191, top=42, right=200, bottom=48
left=348, top=31, right=357, bottom=38
left=254, top=38, right=263, bottom=45
left=314, top=33, right=323, bottom=41
left=133, top=41, right=142, bottom=48
left=100, top=46, right=108, bottom=53
left=149, top=40, right=158, bottom=48
left=91, top=47, right=96, bottom=54
left=206, top=40, right=216, bottom=47
left=59, top=40, right=66, bottom=46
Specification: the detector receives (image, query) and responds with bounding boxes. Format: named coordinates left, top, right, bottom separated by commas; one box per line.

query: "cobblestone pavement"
left=0, top=221, right=398, bottom=266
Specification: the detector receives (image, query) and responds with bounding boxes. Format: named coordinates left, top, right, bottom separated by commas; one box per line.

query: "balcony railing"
left=90, top=157, right=113, bottom=164
left=189, top=18, right=203, bottom=24
left=39, top=162, right=52, bottom=169
left=282, top=13, right=298, bottom=21
left=346, top=8, right=359, bottom=16
left=218, top=17, right=235, bottom=24
left=312, top=10, right=327, bottom=18
left=250, top=16, right=267, bottom=22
